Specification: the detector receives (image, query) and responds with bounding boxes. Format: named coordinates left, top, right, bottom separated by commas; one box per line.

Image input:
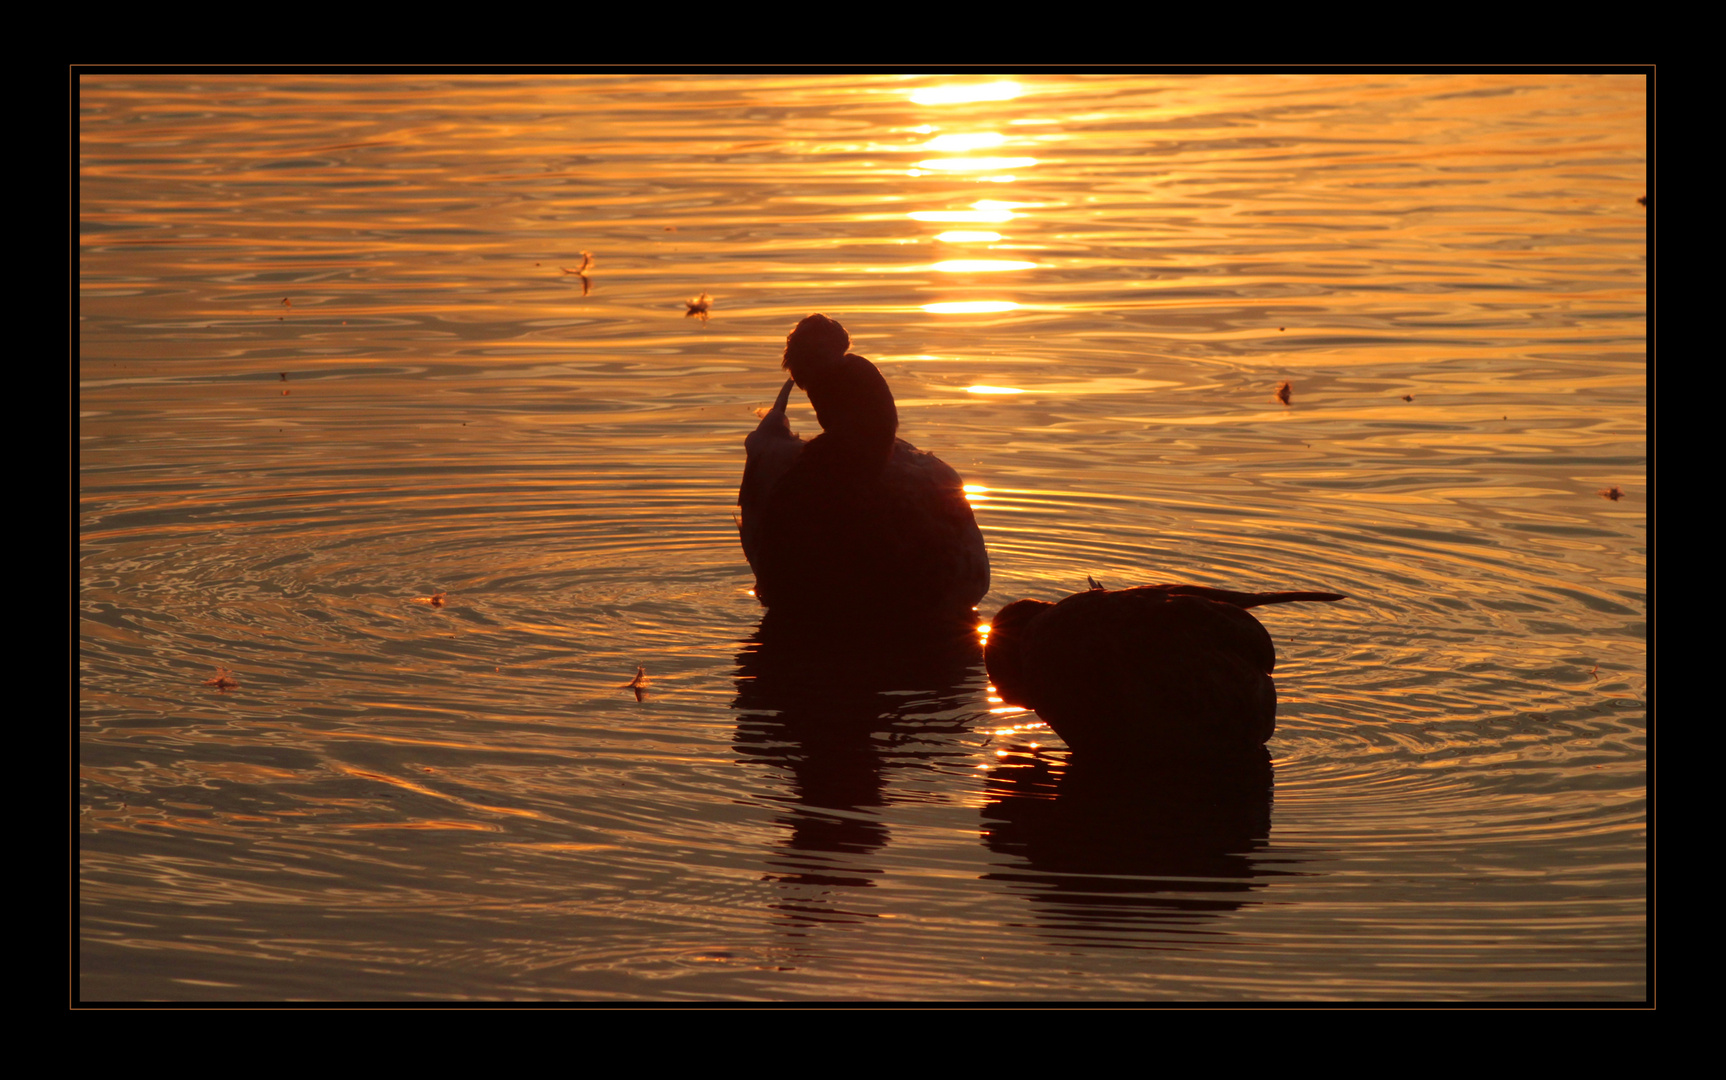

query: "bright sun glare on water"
left=921, top=301, right=1019, bottom=313
left=932, top=260, right=1037, bottom=273
left=909, top=210, right=1014, bottom=223
left=922, top=133, right=1006, bottom=152
left=913, top=157, right=1038, bottom=173
left=908, top=82, right=1023, bottom=105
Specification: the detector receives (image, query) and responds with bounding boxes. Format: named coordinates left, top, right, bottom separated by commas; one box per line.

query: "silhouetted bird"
left=985, top=583, right=1345, bottom=761
left=739, top=314, right=989, bottom=618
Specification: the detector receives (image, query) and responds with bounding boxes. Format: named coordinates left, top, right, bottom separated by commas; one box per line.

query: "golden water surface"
left=79, top=72, right=1647, bottom=1001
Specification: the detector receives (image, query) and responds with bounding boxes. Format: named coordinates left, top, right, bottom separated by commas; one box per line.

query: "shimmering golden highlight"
left=913, top=157, right=1038, bottom=173
left=922, top=132, right=1006, bottom=152
left=908, top=82, right=1023, bottom=105
left=922, top=301, right=1018, bottom=313
left=932, top=260, right=1036, bottom=273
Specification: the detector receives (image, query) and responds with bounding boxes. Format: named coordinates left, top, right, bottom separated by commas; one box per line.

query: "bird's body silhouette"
left=739, top=315, right=988, bottom=618
left=985, top=583, right=1345, bottom=761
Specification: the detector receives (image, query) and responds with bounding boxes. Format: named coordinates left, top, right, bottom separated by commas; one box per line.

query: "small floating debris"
left=281, top=298, right=291, bottom=307
left=1599, top=486, right=1625, bottom=501
left=1637, top=195, right=1647, bottom=206
left=279, top=372, right=288, bottom=382
left=561, top=252, right=594, bottom=296
left=203, top=667, right=240, bottom=692
left=624, top=665, right=648, bottom=701
left=1276, top=381, right=1292, bottom=405
left=1402, top=393, right=1414, bottom=402
left=685, top=292, right=712, bottom=322
left=1589, top=664, right=1600, bottom=681
left=412, top=592, right=448, bottom=607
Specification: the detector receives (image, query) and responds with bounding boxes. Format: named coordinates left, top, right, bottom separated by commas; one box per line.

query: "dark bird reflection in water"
left=986, top=583, right=1346, bottom=763
left=978, top=748, right=1295, bottom=929
left=739, top=314, right=989, bottom=619
left=732, top=613, right=982, bottom=905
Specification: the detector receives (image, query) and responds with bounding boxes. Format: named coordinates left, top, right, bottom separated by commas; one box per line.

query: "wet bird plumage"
left=986, top=584, right=1345, bottom=761
left=739, top=315, right=988, bottom=617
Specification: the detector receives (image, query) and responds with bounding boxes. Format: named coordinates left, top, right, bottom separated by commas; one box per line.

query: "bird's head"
left=983, top=598, right=1054, bottom=709
left=782, top=313, right=851, bottom=386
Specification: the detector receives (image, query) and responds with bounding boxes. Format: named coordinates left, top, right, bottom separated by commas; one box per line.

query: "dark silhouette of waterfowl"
left=733, top=608, right=982, bottom=859
left=985, top=583, right=1345, bottom=761
left=738, top=314, right=988, bottom=618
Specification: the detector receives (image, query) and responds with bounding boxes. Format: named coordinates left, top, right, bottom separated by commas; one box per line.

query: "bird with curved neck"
left=739, top=314, right=989, bottom=619
left=985, top=582, right=1345, bottom=762
left=780, top=313, right=897, bottom=476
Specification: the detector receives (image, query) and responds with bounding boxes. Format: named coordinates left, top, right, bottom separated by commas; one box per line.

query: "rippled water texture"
left=79, top=73, right=1648, bottom=1002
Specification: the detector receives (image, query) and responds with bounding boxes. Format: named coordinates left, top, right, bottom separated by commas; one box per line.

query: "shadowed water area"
left=78, top=73, right=1647, bottom=1002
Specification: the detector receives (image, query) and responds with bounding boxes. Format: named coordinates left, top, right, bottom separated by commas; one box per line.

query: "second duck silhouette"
left=739, top=314, right=989, bottom=618
left=985, top=583, right=1345, bottom=762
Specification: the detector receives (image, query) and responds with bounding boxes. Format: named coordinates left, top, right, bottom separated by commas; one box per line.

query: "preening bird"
left=738, top=314, right=989, bottom=618
left=985, top=583, right=1345, bottom=761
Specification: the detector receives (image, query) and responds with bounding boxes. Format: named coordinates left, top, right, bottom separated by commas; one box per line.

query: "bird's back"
left=987, top=587, right=1288, bottom=759
left=752, top=438, right=988, bottom=617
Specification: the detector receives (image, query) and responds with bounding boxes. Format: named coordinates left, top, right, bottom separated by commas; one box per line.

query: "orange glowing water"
left=80, top=72, right=1646, bottom=1002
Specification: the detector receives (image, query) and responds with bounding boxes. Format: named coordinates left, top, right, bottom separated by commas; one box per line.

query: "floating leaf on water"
left=623, top=665, right=648, bottom=701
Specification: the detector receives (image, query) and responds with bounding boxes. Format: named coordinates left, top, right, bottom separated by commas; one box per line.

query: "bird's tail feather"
left=1159, top=584, right=1347, bottom=609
